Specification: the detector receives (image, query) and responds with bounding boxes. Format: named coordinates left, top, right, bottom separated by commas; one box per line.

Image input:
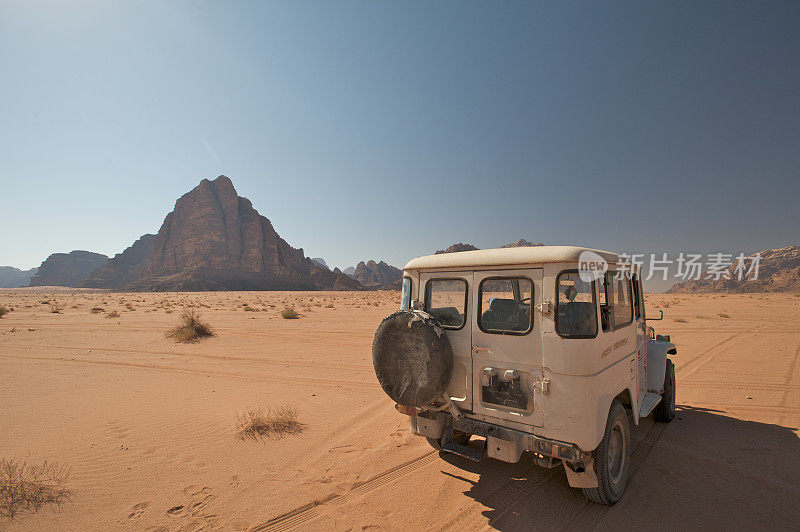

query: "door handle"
left=473, top=345, right=490, bottom=352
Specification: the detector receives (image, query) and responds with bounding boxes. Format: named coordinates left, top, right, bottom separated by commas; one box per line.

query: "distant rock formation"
left=29, top=250, right=109, bottom=287
left=81, top=234, right=156, bottom=288
left=435, top=243, right=479, bottom=254
left=311, top=258, right=329, bottom=270
left=127, top=176, right=362, bottom=291
left=343, top=266, right=356, bottom=277
left=0, top=266, right=38, bottom=288
left=352, top=260, right=402, bottom=289
left=501, top=239, right=543, bottom=248
left=667, top=246, right=800, bottom=293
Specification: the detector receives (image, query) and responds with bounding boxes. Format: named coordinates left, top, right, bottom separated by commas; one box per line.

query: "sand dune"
left=1, top=291, right=798, bottom=530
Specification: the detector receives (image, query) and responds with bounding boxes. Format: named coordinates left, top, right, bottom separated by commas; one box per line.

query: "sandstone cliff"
left=667, top=246, right=800, bottom=293
left=501, top=239, right=543, bottom=248
left=29, top=250, right=109, bottom=287
left=435, top=243, right=479, bottom=254
left=81, top=234, right=156, bottom=288
left=128, top=176, right=362, bottom=291
left=352, top=260, right=402, bottom=289
left=0, top=266, right=38, bottom=288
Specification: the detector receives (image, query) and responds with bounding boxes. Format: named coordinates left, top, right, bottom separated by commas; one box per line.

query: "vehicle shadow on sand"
left=438, top=405, right=799, bottom=530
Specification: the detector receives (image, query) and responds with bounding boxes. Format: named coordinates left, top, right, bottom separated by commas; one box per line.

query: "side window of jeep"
left=599, top=272, right=633, bottom=331
left=400, top=277, right=412, bottom=310
left=424, top=279, right=467, bottom=329
left=556, top=271, right=597, bottom=338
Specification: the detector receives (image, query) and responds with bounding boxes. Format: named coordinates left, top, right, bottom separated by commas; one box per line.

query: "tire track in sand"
left=249, top=452, right=438, bottom=532
left=562, top=420, right=667, bottom=531
left=0, top=353, right=378, bottom=390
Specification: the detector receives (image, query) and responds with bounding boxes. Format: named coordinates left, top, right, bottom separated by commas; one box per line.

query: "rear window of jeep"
left=425, top=279, right=467, bottom=329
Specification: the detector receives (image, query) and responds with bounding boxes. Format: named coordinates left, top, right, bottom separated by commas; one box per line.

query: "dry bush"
left=124, top=303, right=135, bottom=311
left=235, top=406, right=302, bottom=441
left=673, top=317, right=688, bottom=323
left=49, top=306, right=61, bottom=314
left=106, top=310, right=120, bottom=319
left=0, top=307, right=9, bottom=319
left=90, top=307, right=104, bottom=314
left=0, top=457, right=71, bottom=520
left=718, top=312, right=730, bottom=318
left=281, top=307, right=299, bottom=319
left=167, top=309, right=214, bottom=343
left=324, top=304, right=334, bottom=308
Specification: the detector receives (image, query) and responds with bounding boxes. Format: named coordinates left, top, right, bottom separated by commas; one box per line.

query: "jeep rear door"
left=419, top=272, right=474, bottom=412
left=471, top=269, right=544, bottom=427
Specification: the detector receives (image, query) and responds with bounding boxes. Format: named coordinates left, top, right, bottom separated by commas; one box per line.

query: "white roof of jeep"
left=404, top=246, right=619, bottom=271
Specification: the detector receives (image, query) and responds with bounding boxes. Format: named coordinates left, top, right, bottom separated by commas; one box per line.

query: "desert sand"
left=1, top=290, right=798, bottom=530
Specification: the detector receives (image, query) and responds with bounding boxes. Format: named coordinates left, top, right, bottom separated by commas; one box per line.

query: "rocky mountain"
left=29, top=250, right=109, bottom=287
left=81, top=234, right=156, bottom=289
left=501, top=239, right=543, bottom=248
left=435, top=243, right=479, bottom=254
left=311, top=258, right=329, bottom=269
left=0, top=266, right=38, bottom=288
left=352, top=260, right=403, bottom=289
left=126, top=176, right=361, bottom=291
left=667, top=246, right=800, bottom=293
left=343, top=266, right=356, bottom=276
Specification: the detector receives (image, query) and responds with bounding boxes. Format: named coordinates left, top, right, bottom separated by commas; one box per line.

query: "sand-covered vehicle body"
left=372, top=246, right=677, bottom=504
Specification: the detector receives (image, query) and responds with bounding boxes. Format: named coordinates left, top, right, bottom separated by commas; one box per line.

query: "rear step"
left=441, top=439, right=486, bottom=462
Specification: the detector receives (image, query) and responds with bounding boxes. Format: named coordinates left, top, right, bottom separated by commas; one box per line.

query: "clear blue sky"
left=2, top=1, right=798, bottom=290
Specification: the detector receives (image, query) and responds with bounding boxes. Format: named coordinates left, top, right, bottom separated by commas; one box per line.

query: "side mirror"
left=646, top=309, right=664, bottom=321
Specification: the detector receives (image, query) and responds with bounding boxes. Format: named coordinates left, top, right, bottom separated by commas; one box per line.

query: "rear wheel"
left=582, top=400, right=630, bottom=505
left=653, top=359, right=676, bottom=422
left=427, top=430, right=471, bottom=451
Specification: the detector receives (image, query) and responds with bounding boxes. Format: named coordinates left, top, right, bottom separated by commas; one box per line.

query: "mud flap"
left=563, top=458, right=598, bottom=488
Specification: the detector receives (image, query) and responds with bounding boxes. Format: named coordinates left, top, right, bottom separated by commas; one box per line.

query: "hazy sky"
left=2, top=1, right=798, bottom=290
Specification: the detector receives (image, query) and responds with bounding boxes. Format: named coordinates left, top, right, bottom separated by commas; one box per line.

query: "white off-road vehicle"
left=372, top=246, right=676, bottom=505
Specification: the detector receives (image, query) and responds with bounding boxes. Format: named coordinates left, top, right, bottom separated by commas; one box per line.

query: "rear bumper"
left=410, top=409, right=588, bottom=465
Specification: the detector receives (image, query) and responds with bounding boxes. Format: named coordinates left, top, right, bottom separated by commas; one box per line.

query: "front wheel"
left=653, top=359, right=676, bottom=422
left=582, top=400, right=630, bottom=505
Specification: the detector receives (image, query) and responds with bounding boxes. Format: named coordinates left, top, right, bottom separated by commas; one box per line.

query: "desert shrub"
left=90, top=307, right=104, bottom=314
left=281, top=307, right=299, bottom=319
left=0, top=457, right=71, bottom=520
left=106, top=310, right=120, bottom=319
left=718, top=312, right=730, bottom=318
left=0, top=307, right=8, bottom=319
left=673, top=317, right=688, bottom=323
left=243, top=305, right=258, bottom=312
left=124, top=303, right=135, bottom=311
left=167, top=309, right=214, bottom=343
left=235, top=406, right=302, bottom=440
left=324, top=304, right=334, bottom=308
left=49, top=306, right=61, bottom=314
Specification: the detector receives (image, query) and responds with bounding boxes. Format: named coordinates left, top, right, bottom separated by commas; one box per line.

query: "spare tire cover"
left=372, top=310, right=454, bottom=407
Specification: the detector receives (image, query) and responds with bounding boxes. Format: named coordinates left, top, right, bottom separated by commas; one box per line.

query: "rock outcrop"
left=501, top=239, right=543, bottom=248
left=311, top=258, right=329, bottom=270
left=352, top=260, right=402, bottom=289
left=29, top=251, right=109, bottom=287
left=81, top=234, right=156, bottom=288
left=0, top=266, right=38, bottom=288
left=435, top=243, right=479, bottom=254
left=127, top=176, right=362, bottom=291
left=667, top=246, right=800, bottom=293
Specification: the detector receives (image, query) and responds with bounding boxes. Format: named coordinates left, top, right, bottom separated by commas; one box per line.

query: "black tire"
left=372, top=310, right=453, bottom=408
left=653, top=359, right=676, bottom=422
left=427, top=430, right=470, bottom=451
left=582, top=400, right=631, bottom=505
